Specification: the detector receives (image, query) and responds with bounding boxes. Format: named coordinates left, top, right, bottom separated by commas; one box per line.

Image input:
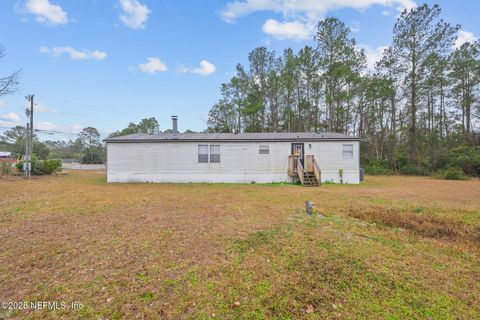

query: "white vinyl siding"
left=107, top=140, right=360, bottom=184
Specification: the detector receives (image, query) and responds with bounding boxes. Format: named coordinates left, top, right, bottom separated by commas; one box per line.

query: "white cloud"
left=36, top=121, right=57, bottom=131
left=262, top=19, right=312, bottom=40
left=119, top=0, right=150, bottom=29
left=177, top=65, right=190, bottom=73
left=33, top=103, right=56, bottom=113
left=90, top=51, right=108, bottom=60
left=39, top=46, right=107, bottom=60
left=0, top=115, right=83, bottom=134
left=69, top=124, right=83, bottom=133
left=178, top=60, right=216, bottom=76
left=221, top=0, right=416, bottom=40
left=136, top=57, right=168, bottom=73
left=0, top=100, right=6, bottom=109
left=221, top=0, right=416, bottom=22
left=381, top=10, right=391, bottom=16
left=360, top=45, right=388, bottom=70
left=192, top=60, right=216, bottom=76
left=454, top=30, right=478, bottom=49
left=350, top=21, right=360, bottom=33
left=0, top=112, right=20, bottom=123
left=35, top=122, right=83, bottom=133
left=0, top=111, right=21, bottom=127
left=25, top=0, right=68, bottom=26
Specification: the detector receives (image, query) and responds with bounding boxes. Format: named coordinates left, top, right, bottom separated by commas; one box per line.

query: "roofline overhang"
left=104, top=137, right=362, bottom=143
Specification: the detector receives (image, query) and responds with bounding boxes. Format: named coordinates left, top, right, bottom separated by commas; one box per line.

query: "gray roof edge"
left=104, top=136, right=362, bottom=143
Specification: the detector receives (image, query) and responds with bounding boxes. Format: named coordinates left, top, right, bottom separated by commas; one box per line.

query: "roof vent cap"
left=171, top=115, right=178, bottom=134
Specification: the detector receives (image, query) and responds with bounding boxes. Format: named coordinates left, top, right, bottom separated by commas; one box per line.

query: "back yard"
left=0, top=172, right=479, bottom=319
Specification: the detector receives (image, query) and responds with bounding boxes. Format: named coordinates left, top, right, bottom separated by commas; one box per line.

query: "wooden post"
left=306, top=155, right=314, bottom=172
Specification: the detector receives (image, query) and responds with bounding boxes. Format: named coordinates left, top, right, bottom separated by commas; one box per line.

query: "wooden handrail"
left=313, top=157, right=321, bottom=186
left=297, top=158, right=305, bottom=185
left=305, top=155, right=314, bottom=172
left=288, top=155, right=320, bottom=186
left=288, top=155, right=298, bottom=176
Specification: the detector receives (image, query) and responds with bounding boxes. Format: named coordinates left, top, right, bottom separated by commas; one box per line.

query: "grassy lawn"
left=1, top=172, right=479, bottom=319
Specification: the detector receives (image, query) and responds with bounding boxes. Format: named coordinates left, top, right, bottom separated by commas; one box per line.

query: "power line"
left=1, top=126, right=101, bottom=137
left=34, top=129, right=81, bottom=136
left=0, top=126, right=78, bottom=135
left=1, top=126, right=109, bottom=141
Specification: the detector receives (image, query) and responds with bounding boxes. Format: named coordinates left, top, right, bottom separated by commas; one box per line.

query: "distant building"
left=0, top=151, right=12, bottom=158
left=104, top=117, right=361, bottom=185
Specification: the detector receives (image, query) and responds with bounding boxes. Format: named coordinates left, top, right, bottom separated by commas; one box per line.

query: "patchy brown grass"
left=0, top=172, right=479, bottom=319
left=349, top=206, right=480, bottom=244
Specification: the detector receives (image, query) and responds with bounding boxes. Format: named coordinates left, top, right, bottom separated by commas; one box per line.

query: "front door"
left=291, top=143, right=304, bottom=167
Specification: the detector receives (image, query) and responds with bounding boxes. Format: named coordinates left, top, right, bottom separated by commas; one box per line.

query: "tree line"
left=0, top=117, right=191, bottom=165
left=207, top=4, right=480, bottom=176
left=0, top=126, right=105, bottom=164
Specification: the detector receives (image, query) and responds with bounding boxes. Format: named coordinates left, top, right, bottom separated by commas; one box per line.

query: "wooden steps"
left=302, top=172, right=319, bottom=187
left=288, top=155, right=321, bottom=187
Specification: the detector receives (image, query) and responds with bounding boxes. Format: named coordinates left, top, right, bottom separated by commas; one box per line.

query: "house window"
left=210, top=145, right=220, bottom=163
left=259, top=145, right=269, bottom=154
left=343, top=144, right=353, bottom=159
left=198, top=145, right=209, bottom=163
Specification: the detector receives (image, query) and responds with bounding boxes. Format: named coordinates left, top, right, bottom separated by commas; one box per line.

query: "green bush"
left=437, top=167, right=468, bottom=180
left=32, top=158, right=62, bottom=175
left=42, top=159, right=62, bottom=175
left=1, top=161, right=12, bottom=175
left=365, top=165, right=390, bottom=175
left=436, top=146, right=480, bottom=177
left=16, top=156, right=62, bottom=175
left=364, top=159, right=391, bottom=175
left=399, top=163, right=428, bottom=176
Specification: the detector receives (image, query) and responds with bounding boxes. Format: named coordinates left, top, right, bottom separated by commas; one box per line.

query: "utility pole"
left=25, top=94, right=34, bottom=179
left=25, top=123, right=30, bottom=178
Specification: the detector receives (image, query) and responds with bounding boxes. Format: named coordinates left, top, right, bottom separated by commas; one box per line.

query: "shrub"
left=364, top=159, right=391, bottom=175
left=437, top=167, right=468, bottom=180
left=365, top=165, right=390, bottom=175
left=436, top=146, right=480, bottom=177
left=16, top=157, right=62, bottom=175
left=1, top=161, right=12, bottom=175
left=42, top=159, right=62, bottom=175
left=400, top=163, right=428, bottom=176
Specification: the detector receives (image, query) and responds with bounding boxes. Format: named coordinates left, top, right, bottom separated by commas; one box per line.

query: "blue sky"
left=0, top=0, right=478, bottom=139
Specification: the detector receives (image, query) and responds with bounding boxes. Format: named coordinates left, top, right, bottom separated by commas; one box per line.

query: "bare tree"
left=0, top=46, right=20, bottom=97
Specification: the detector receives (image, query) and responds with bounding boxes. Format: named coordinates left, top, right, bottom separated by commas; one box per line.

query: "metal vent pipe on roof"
left=171, top=115, right=178, bottom=134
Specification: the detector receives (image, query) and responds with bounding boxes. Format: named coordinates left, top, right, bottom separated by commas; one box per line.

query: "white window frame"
left=343, top=144, right=354, bottom=159
left=198, top=145, right=209, bottom=163
left=210, top=145, right=220, bottom=163
left=198, top=144, right=220, bottom=163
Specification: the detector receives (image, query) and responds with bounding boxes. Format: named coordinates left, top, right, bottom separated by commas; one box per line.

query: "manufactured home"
left=105, top=117, right=361, bottom=185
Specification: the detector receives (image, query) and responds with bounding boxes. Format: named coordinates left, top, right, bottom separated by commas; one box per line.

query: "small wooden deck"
left=288, top=155, right=321, bottom=187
